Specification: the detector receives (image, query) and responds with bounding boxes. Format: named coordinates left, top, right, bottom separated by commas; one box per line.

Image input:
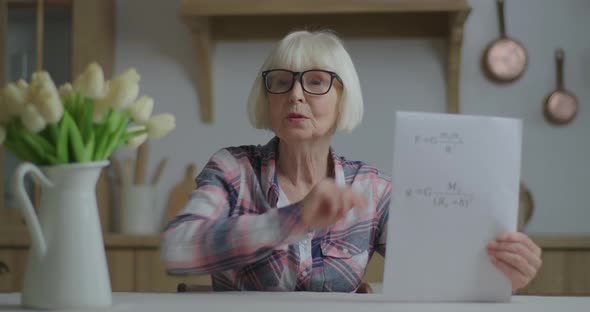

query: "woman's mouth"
left=287, top=113, right=308, bottom=122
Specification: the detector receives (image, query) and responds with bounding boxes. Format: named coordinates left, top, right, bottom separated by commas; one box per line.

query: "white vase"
left=13, top=161, right=112, bottom=310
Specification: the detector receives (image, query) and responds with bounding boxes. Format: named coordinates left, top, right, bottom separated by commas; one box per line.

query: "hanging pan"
left=482, top=0, right=527, bottom=83
left=544, top=49, right=578, bottom=125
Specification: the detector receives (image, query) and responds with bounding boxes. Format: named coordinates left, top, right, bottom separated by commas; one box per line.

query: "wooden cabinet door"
left=0, top=249, right=27, bottom=292
left=564, top=251, right=590, bottom=296
left=106, top=249, right=135, bottom=291
left=518, top=251, right=567, bottom=296
left=134, top=250, right=211, bottom=292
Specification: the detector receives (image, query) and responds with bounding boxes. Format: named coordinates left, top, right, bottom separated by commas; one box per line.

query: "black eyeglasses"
left=262, top=69, right=342, bottom=95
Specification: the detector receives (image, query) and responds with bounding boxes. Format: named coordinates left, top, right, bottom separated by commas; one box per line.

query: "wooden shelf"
left=0, top=230, right=161, bottom=248
left=180, top=0, right=471, bottom=123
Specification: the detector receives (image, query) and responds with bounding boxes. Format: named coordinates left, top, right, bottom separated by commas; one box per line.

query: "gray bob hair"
left=247, top=30, right=363, bottom=132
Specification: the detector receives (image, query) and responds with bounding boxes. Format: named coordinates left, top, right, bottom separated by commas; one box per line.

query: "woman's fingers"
left=487, top=241, right=542, bottom=270
left=491, top=256, right=529, bottom=289
left=498, top=232, right=542, bottom=257
left=492, top=250, right=537, bottom=278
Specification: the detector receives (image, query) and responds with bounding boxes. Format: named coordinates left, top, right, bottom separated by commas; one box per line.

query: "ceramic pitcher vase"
left=13, top=161, right=112, bottom=309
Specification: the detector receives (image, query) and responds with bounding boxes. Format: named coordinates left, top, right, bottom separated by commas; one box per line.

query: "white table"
left=1, top=292, right=589, bottom=312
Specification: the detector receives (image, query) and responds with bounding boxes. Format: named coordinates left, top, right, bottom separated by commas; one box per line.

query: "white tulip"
left=98, top=78, right=139, bottom=110
left=127, top=133, right=148, bottom=149
left=114, top=68, right=141, bottom=85
left=0, top=126, right=5, bottom=146
left=126, top=125, right=148, bottom=148
left=21, top=104, right=47, bottom=133
left=58, top=83, right=74, bottom=99
left=36, top=85, right=64, bottom=123
left=2, top=83, right=27, bottom=122
left=97, top=68, right=141, bottom=109
left=146, top=113, right=175, bottom=140
left=73, top=62, right=105, bottom=98
left=17, top=79, right=28, bottom=89
left=127, top=96, right=154, bottom=124
left=27, top=71, right=64, bottom=123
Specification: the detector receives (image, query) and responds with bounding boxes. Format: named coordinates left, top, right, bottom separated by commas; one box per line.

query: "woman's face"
left=267, top=68, right=341, bottom=143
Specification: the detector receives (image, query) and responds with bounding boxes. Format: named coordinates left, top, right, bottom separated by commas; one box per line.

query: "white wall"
left=114, top=0, right=590, bottom=234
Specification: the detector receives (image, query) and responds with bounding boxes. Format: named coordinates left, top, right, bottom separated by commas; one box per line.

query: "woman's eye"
left=277, top=79, right=290, bottom=86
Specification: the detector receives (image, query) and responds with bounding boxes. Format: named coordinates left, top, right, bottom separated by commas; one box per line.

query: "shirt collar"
left=260, top=137, right=345, bottom=205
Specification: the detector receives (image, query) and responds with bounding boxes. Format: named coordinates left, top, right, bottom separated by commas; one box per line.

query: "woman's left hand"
left=487, top=232, right=542, bottom=291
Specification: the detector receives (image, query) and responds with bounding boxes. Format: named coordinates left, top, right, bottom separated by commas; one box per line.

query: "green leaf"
left=92, top=109, right=113, bottom=160
left=82, top=97, right=93, bottom=142
left=4, top=122, right=42, bottom=163
left=97, top=112, right=129, bottom=160
left=21, top=131, right=56, bottom=158
left=124, top=129, right=147, bottom=141
left=57, top=115, right=70, bottom=163
left=65, top=112, right=86, bottom=162
left=48, top=123, right=60, bottom=146
left=10, top=135, right=44, bottom=164
left=3, top=136, right=32, bottom=162
left=83, top=130, right=95, bottom=162
left=93, top=131, right=110, bottom=161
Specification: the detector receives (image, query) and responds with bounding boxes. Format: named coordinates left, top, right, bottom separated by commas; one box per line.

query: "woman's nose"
left=289, top=80, right=305, bottom=103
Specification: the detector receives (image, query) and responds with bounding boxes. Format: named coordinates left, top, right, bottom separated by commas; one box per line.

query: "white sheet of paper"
left=383, top=111, right=522, bottom=302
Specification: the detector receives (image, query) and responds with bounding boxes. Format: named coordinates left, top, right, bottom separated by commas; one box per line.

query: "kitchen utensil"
left=544, top=49, right=578, bottom=125
left=483, top=0, right=527, bottom=83
left=151, top=158, right=168, bottom=186
left=518, top=182, right=534, bottom=231
left=134, top=142, right=149, bottom=185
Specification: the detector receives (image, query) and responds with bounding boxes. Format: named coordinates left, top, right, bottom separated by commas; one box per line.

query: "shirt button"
left=342, top=248, right=349, bottom=254
left=303, top=239, right=308, bottom=244
left=302, top=271, right=308, bottom=277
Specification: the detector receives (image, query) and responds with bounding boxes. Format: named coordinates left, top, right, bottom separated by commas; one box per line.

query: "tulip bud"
left=127, top=96, right=154, bottom=124
left=98, top=68, right=141, bottom=109
left=73, top=62, right=106, bottom=98
left=16, top=79, right=29, bottom=89
left=21, top=104, right=47, bottom=133
left=126, top=125, right=148, bottom=149
left=28, top=71, right=63, bottom=123
left=58, top=83, right=74, bottom=100
left=127, top=133, right=148, bottom=149
left=3, top=83, right=27, bottom=121
left=37, top=85, right=64, bottom=123
left=146, top=113, right=175, bottom=140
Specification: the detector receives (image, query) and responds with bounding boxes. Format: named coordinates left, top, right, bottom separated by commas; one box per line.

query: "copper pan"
left=518, top=182, right=534, bottom=231
left=482, top=0, right=527, bottom=83
left=544, top=49, right=578, bottom=125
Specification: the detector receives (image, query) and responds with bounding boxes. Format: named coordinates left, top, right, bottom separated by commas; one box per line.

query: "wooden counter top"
left=2, top=228, right=590, bottom=249
left=0, top=230, right=161, bottom=248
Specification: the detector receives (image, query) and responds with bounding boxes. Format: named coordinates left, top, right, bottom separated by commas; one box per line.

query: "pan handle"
left=555, top=49, right=565, bottom=90
left=497, top=0, right=507, bottom=37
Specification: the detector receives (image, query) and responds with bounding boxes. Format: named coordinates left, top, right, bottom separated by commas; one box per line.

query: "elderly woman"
left=162, top=30, right=542, bottom=292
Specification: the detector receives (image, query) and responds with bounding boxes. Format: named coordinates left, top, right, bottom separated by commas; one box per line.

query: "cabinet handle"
left=0, top=261, right=9, bottom=274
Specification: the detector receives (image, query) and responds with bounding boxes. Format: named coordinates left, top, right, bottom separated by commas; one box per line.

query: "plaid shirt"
left=162, top=137, right=391, bottom=292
